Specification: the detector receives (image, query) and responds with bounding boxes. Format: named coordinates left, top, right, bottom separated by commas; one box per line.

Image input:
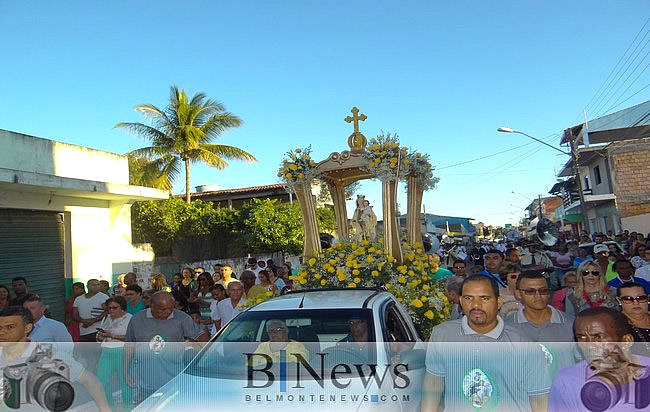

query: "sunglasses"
left=619, top=295, right=649, bottom=304
left=268, top=327, right=287, bottom=334
left=519, top=288, right=551, bottom=296
left=581, top=270, right=601, bottom=277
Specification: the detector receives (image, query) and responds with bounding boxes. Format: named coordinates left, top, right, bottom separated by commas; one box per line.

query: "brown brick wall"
left=610, top=137, right=650, bottom=218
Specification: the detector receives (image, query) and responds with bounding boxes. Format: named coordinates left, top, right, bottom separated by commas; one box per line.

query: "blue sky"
left=1, top=1, right=648, bottom=226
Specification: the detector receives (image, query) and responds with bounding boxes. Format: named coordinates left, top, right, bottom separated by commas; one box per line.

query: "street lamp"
left=511, top=191, right=533, bottom=202
left=498, top=126, right=589, bottom=231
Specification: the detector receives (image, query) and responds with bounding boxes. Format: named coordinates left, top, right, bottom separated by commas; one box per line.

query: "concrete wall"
left=0, top=188, right=139, bottom=285
left=586, top=156, right=612, bottom=196
left=0, top=130, right=156, bottom=287
left=1, top=129, right=129, bottom=184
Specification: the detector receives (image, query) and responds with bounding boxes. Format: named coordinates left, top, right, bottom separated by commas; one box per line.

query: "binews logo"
left=244, top=350, right=411, bottom=391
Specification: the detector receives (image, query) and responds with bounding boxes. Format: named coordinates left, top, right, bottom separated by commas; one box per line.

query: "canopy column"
left=295, top=183, right=321, bottom=257
left=327, top=181, right=349, bottom=242
left=382, top=179, right=403, bottom=263
left=406, top=175, right=424, bottom=246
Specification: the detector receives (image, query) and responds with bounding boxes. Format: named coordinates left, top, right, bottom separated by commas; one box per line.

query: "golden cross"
left=345, top=107, right=367, bottom=134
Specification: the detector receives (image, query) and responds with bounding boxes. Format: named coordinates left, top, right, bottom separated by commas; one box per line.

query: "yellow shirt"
left=251, top=340, right=309, bottom=366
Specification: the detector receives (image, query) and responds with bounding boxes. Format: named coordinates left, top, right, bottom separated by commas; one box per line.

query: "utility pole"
left=569, top=128, right=590, bottom=233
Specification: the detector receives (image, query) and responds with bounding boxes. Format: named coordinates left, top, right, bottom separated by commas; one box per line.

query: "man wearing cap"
left=593, top=244, right=617, bottom=282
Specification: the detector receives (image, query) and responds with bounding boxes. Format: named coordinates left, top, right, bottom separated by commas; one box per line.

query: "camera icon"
left=1, top=344, right=75, bottom=411
left=580, top=366, right=650, bottom=411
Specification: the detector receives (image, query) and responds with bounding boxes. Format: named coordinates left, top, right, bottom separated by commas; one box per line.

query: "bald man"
left=123, top=292, right=209, bottom=404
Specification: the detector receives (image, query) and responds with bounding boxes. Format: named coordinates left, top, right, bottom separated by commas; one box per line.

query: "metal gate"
left=0, top=209, right=66, bottom=321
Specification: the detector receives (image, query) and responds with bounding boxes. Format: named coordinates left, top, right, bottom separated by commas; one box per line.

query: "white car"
left=135, top=288, right=426, bottom=411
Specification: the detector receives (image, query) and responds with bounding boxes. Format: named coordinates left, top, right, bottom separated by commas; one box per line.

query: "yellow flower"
left=289, top=163, right=298, bottom=171
left=402, top=159, right=410, bottom=165
left=337, top=273, right=347, bottom=281
left=385, top=283, right=392, bottom=290
left=408, top=270, right=415, bottom=277
left=285, top=173, right=293, bottom=179
left=421, top=296, right=428, bottom=302
left=397, top=265, right=408, bottom=274
left=314, top=274, right=322, bottom=280
left=352, top=269, right=360, bottom=275
left=299, top=278, right=307, bottom=285
left=354, top=277, right=361, bottom=284
left=323, top=263, right=331, bottom=270
left=389, top=163, right=396, bottom=169
left=362, top=240, right=369, bottom=246
left=411, top=299, right=424, bottom=308
left=368, top=247, right=376, bottom=253
left=348, top=282, right=357, bottom=288
left=338, top=253, right=345, bottom=258
left=320, top=279, right=327, bottom=286
left=366, top=256, right=375, bottom=263
left=295, top=148, right=302, bottom=153
left=387, top=256, right=395, bottom=263
left=308, top=258, right=316, bottom=266
left=424, top=310, right=434, bottom=320
left=398, top=276, right=406, bottom=284
left=327, top=266, right=335, bottom=273
left=329, top=259, right=337, bottom=265
left=256, top=298, right=263, bottom=303
left=371, top=270, right=379, bottom=277
left=297, top=173, right=304, bottom=179
left=377, top=262, right=385, bottom=270
left=265, top=291, right=273, bottom=297
left=310, top=161, right=316, bottom=166
left=423, top=284, right=430, bottom=291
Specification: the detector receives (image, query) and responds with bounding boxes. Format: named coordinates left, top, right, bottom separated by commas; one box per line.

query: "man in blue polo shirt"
left=608, top=259, right=650, bottom=290
left=422, top=275, right=551, bottom=411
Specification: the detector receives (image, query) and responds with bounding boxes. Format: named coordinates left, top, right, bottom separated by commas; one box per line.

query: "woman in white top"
left=96, top=296, right=133, bottom=410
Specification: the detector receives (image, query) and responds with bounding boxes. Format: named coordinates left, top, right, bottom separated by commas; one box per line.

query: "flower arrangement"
left=238, top=290, right=275, bottom=309
left=277, top=146, right=320, bottom=193
left=290, top=240, right=451, bottom=337
left=405, top=151, right=440, bottom=191
left=362, top=133, right=410, bottom=182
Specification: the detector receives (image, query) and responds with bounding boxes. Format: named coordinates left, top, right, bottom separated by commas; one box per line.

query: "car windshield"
left=186, top=308, right=377, bottom=379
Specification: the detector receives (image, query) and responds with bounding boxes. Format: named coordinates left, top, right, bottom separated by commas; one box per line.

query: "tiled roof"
left=187, top=183, right=287, bottom=197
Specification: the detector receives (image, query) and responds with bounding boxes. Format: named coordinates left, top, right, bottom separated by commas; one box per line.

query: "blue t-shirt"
left=608, top=276, right=650, bottom=292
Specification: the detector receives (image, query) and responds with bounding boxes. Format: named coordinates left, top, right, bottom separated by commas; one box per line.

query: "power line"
left=570, top=17, right=650, bottom=125
left=436, top=133, right=559, bottom=171
left=597, top=63, right=649, bottom=117
left=591, top=45, right=650, bottom=117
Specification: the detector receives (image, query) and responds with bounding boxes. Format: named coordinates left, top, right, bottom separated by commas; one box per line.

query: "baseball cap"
left=593, top=244, right=609, bottom=254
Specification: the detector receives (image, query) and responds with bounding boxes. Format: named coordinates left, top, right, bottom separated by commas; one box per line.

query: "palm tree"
left=116, top=85, right=257, bottom=203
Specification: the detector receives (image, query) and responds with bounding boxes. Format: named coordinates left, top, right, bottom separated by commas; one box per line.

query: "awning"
left=562, top=213, right=583, bottom=223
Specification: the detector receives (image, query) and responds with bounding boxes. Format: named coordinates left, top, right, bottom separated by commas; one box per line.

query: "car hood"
left=134, top=368, right=416, bottom=412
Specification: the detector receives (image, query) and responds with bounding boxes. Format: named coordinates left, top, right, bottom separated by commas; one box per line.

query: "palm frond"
left=199, top=144, right=257, bottom=162
left=200, top=113, right=243, bottom=139
left=114, top=122, right=168, bottom=143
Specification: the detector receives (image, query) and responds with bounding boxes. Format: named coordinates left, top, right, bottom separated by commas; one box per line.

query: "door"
left=0, top=209, right=66, bottom=321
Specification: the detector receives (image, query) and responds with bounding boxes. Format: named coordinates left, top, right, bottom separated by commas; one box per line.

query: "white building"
left=0, top=129, right=168, bottom=320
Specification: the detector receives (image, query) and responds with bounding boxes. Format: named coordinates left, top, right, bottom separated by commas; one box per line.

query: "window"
left=584, top=175, right=590, bottom=190
left=594, top=165, right=602, bottom=185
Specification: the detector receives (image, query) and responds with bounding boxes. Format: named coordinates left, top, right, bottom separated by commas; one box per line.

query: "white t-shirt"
left=635, top=265, right=650, bottom=282
left=211, top=298, right=245, bottom=334
left=73, top=292, right=109, bottom=335
left=98, top=312, right=132, bottom=348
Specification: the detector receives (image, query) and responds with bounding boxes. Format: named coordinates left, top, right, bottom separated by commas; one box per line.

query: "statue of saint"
left=350, top=195, right=377, bottom=242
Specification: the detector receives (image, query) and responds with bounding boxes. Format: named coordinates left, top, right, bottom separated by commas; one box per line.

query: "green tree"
left=116, top=85, right=257, bottom=202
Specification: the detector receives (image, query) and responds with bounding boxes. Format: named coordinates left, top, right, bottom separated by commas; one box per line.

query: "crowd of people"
left=0, top=257, right=293, bottom=411
left=422, top=229, right=650, bottom=411
left=1, top=230, right=650, bottom=410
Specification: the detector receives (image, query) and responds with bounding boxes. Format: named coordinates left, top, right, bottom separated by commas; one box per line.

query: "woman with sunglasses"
left=617, top=281, right=650, bottom=354
left=96, top=296, right=133, bottom=411
left=498, top=263, right=523, bottom=317
left=565, top=261, right=618, bottom=317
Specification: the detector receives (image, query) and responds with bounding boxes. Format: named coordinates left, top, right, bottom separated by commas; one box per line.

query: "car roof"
left=246, top=289, right=389, bottom=312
